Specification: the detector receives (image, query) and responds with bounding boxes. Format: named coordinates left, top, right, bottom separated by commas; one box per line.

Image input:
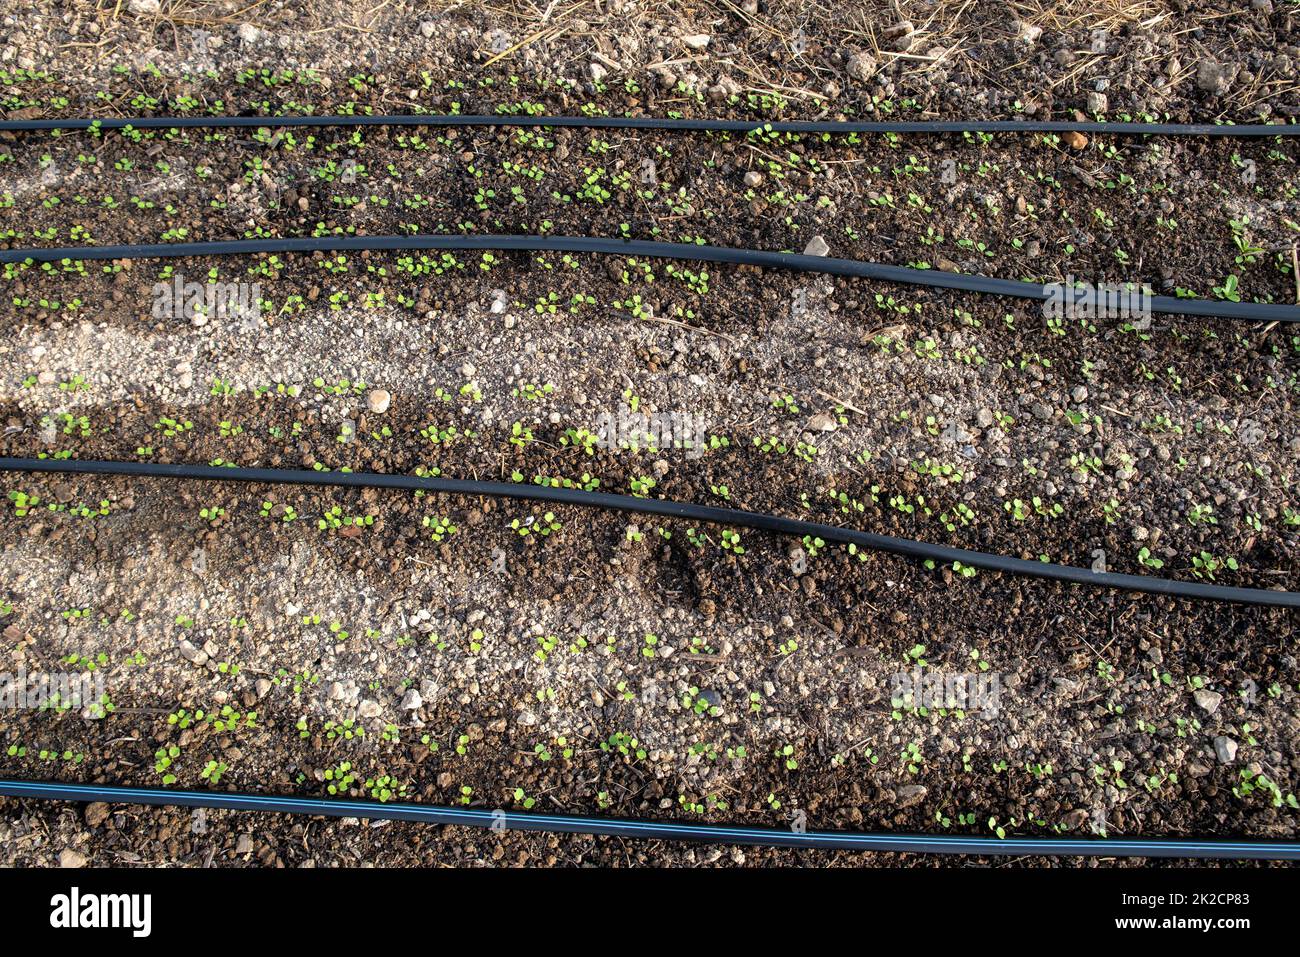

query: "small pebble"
left=896, top=784, right=928, bottom=808
left=802, top=235, right=830, bottom=257
left=1194, top=689, right=1223, bottom=715
left=1214, top=736, right=1238, bottom=764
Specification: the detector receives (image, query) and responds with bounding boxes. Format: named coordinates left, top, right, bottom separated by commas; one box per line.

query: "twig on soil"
left=481, top=25, right=565, bottom=68
left=160, top=0, right=276, bottom=28
left=1292, top=245, right=1299, bottom=305
left=745, top=143, right=801, bottom=170
left=638, top=312, right=737, bottom=345
left=740, top=81, right=829, bottom=103
left=816, top=389, right=869, bottom=417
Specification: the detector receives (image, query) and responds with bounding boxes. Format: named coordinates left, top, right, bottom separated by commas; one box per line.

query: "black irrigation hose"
left=3, top=457, right=1297, bottom=609
left=3, top=235, right=1297, bottom=323
left=3, top=779, right=1298, bottom=859
left=1, top=113, right=1297, bottom=136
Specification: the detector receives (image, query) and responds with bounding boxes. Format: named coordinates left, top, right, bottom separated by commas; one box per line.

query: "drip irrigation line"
left=2, top=235, right=1295, bottom=323
left=2, top=457, right=1297, bottom=608
left=0, top=113, right=1296, bottom=137
left=1, top=779, right=1296, bottom=860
